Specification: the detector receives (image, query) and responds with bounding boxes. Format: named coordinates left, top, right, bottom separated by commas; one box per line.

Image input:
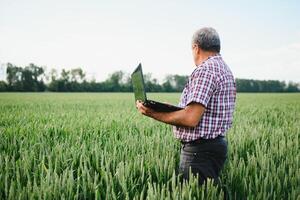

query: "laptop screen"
left=131, top=64, right=147, bottom=102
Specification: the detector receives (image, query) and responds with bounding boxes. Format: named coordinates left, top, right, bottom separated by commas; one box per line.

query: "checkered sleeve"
left=186, top=68, right=216, bottom=107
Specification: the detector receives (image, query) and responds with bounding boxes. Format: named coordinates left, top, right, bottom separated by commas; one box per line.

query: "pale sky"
left=0, top=0, right=299, bottom=82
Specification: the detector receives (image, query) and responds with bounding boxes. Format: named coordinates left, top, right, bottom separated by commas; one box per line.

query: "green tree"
left=0, top=81, right=7, bottom=92
left=285, top=82, right=299, bottom=92
left=6, top=63, right=23, bottom=91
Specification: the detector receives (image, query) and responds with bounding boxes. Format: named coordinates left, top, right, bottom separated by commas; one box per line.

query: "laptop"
left=131, top=63, right=183, bottom=112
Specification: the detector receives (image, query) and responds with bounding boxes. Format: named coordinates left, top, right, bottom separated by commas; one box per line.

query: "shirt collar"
left=196, top=53, right=221, bottom=67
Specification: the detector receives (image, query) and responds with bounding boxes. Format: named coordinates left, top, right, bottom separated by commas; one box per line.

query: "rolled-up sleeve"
left=186, top=68, right=216, bottom=107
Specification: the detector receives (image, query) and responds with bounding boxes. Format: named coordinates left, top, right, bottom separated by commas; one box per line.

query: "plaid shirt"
left=173, top=54, right=236, bottom=142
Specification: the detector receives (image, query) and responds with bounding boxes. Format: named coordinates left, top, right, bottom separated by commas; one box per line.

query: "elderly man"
left=136, top=27, right=236, bottom=185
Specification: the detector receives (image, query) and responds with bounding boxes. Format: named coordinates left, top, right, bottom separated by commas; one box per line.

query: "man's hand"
left=136, top=100, right=155, bottom=117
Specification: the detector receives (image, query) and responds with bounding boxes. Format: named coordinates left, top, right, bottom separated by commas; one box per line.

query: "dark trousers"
left=177, top=136, right=228, bottom=186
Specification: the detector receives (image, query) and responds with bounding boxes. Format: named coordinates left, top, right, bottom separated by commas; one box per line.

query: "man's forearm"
left=149, top=109, right=195, bottom=127
left=136, top=100, right=204, bottom=127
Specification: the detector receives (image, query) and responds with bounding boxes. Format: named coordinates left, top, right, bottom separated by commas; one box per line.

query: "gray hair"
left=192, top=27, right=221, bottom=53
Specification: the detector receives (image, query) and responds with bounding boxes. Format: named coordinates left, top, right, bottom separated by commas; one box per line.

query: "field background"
left=0, top=93, right=299, bottom=200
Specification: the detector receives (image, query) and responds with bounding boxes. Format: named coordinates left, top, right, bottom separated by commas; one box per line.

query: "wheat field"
left=0, top=93, right=299, bottom=199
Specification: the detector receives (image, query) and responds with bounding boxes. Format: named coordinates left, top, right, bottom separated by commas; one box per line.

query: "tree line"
left=0, top=63, right=299, bottom=92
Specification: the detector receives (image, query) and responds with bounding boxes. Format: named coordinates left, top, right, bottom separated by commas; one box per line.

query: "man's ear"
left=196, top=46, right=201, bottom=55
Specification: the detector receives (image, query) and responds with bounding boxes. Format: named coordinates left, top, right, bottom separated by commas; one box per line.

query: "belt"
left=181, top=135, right=225, bottom=145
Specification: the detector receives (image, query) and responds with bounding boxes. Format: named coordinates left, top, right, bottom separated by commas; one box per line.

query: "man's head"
left=191, top=27, right=221, bottom=65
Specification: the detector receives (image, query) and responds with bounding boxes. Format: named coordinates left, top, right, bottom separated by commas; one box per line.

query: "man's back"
left=173, top=54, right=236, bottom=142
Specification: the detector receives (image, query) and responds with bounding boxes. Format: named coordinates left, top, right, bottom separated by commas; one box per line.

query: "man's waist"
left=180, top=135, right=225, bottom=145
